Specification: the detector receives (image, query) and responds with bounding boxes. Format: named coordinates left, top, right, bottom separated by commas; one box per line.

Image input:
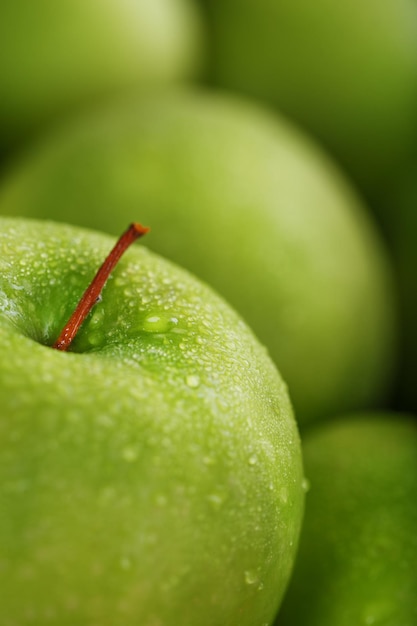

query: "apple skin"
left=199, top=0, right=417, bottom=203
left=276, top=413, right=417, bottom=626
left=0, top=91, right=397, bottom=425
left=0, top=0, right=204, bottom=148
left=0, top=217, right=304, bottom=625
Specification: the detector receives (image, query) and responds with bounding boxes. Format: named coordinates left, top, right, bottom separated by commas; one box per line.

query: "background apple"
left=0, top=0, right=205, bottom=151
left=198, top=0, right=417, bottom=208
left=0, top=216, right=304, bottom=625
left=276, top=413, right=417, bottom=626
left=0, top=90, right=397, bottom=426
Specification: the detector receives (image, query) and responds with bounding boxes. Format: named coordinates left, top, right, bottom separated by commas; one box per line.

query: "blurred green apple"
left=0, top=0, right=204, bottom=147
left=277, top=413, right=417, bottom=626
left=0, top=91, right=397, bottom=425
left=199, top=0, right=417, bottom=202
left=0, top=216, right=304, bottom=625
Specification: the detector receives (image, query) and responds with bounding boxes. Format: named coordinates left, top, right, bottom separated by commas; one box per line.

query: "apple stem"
left=53, top=223, right=149, bottom=351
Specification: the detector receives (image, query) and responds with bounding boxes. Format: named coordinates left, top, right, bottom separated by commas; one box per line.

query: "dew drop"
left=186, top=374, right=200, bottom=389
left=207, top=493, right=225, bottom=509
left=90, top=307, right=105, bottom=326
left=248, top=454, right=258, bottom=466
left=244, top=570, right=259, bottom=585
left=87, top=330, right=105, bottom=347
left=142, top=314, right=177, bottom=334
left=302, top=477, right=311, bottom=493
left=122, top=447, right=138, bottom=462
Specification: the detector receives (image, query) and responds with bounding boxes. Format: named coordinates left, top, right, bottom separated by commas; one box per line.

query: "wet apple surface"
left=0, top=217, right=304, bottom=625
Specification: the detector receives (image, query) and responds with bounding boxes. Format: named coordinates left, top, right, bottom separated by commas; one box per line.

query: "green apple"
left=0, top=0, right=204, bottom=148
left=199, top=0, right=417, bottom=202
left=0, top=216, right=304, bottom=625
left=277, top=413, right=417, bottom=626
left=0, top=91, right=397, bottom=425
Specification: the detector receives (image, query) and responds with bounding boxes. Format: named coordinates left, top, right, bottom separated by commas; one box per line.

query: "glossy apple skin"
left=277, top=414, right=417, bottom=626
left=0, top=217, right=304, bottom=625
left=199, top=0, right=417, bottom=203
left=0, top=92, right=397, bottom=425
left=0, top=0, right=204, bottom=147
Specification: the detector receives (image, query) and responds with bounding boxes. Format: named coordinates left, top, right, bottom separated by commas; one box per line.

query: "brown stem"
left=53, top=223, right=149, bottom=351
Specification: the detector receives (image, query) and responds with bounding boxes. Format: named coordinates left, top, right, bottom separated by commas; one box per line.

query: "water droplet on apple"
left=186, top=374, right=200, bottom=388
left=248, top=454, right=258, bottom=466
left=122, top=447, right=138, bottom=462
left=87, top=330, right=105, bottom=347
left=90, top=307, right=105, bottom=326
left=302, top=477, right=310, bottom=493
left=142, top=314, right=178, bottom=333
left=244, top=570, right=259, bottom=585
left=207, top=493, right=225, bottom=509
